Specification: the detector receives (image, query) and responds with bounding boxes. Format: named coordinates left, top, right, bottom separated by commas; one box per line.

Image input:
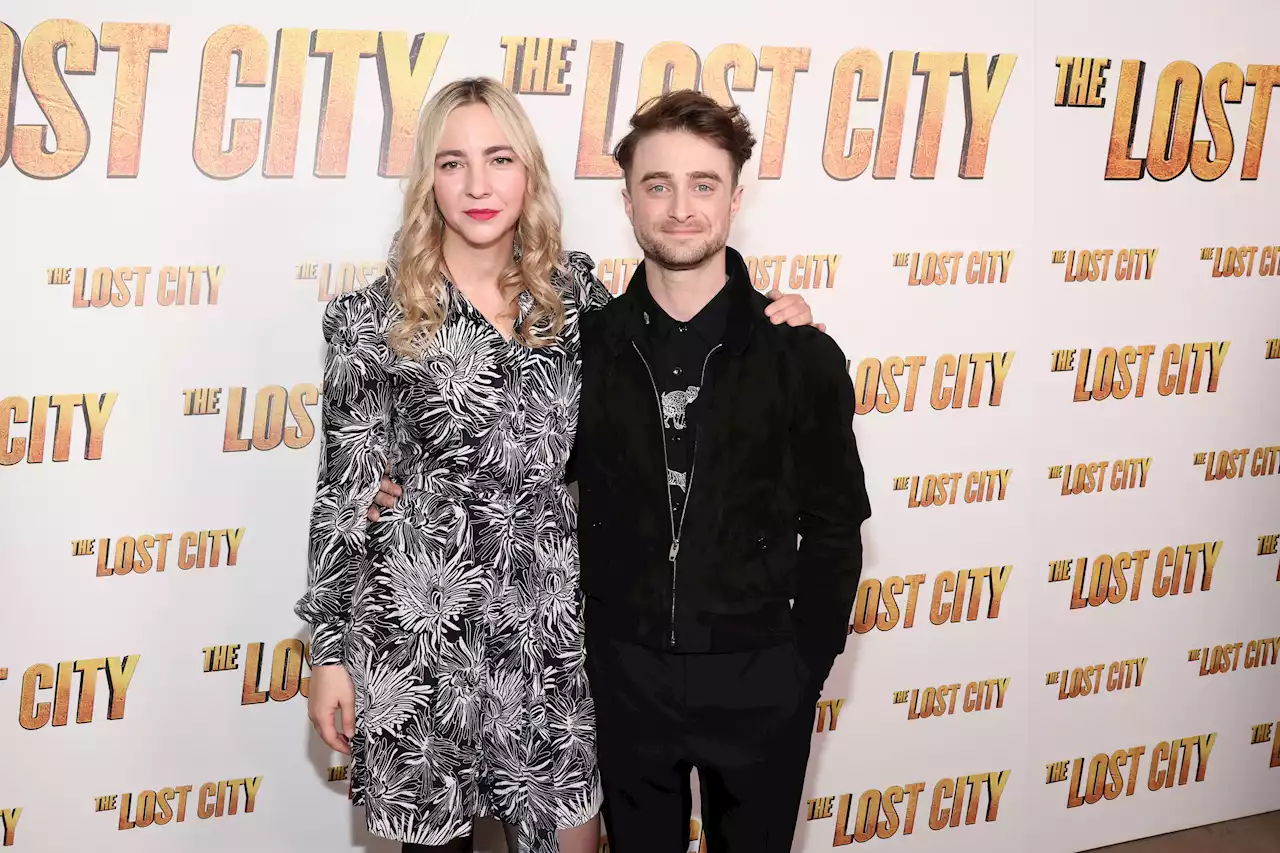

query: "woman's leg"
left=403, top=833, right=475, bottom=853
left=498, top=812, right=599, bottom=853
left=555, top=813, right=600, bottom=853
left=502, top=821, right=521, bottom=852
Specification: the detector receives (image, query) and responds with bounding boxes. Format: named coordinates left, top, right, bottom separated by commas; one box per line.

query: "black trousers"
left=586, top=632, right=818, bottom=853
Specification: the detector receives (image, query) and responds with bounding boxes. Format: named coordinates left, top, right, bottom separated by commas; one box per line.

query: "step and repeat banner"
left=1, top=0, right=1278, bottom=851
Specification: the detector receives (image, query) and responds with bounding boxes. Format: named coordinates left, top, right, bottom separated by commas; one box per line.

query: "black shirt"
left=635, top=277, right=732, bottom=532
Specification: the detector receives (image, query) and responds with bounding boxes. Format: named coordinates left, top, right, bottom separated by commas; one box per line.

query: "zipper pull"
left=669, top=540, right=680, bottom=561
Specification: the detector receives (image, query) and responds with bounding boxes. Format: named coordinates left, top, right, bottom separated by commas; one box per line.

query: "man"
left=573, top=90, right=871, bottom=852
left=368, top=90, right=870, bottom=852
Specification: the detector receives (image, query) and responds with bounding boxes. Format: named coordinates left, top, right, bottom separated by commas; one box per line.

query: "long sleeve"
left=790, top=331, right=872, bottom=689
left=294, top=288, right=394, bottom=666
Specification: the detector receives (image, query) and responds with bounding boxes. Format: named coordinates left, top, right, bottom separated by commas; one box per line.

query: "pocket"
left=755, top=532, right=797, bottom=594
left=793, top=637, right=814, bottom=686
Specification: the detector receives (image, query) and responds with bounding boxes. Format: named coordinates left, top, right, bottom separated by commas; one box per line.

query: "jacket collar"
left=607, top=246, right=761, bottom=357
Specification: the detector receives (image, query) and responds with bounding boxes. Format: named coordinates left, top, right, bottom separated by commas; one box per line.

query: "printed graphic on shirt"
left=661, top=386, right=700, bottom=430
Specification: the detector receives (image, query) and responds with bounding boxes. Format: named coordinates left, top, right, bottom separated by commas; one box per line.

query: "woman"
left=295, top=77, right=814, bottom=853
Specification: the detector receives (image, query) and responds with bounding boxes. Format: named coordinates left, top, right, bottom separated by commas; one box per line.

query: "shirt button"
left=673, top=368, right=682, bottom=376
left=678, top=325, right=687, bottom=333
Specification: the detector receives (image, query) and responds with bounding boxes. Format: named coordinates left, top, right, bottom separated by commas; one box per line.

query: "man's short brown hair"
left=612, top=89, right=757, bottom=186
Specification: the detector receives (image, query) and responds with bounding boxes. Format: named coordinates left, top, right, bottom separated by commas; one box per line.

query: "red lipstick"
left=465, top=209, right=499, bottom=221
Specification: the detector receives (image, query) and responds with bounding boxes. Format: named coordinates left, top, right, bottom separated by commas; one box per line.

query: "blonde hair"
left=388, top=77, right=565, bottom=356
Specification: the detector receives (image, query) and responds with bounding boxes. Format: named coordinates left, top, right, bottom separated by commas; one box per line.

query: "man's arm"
left=790, top=331, right=872, bottom=692
left=565, top=437, right=579, bottom=486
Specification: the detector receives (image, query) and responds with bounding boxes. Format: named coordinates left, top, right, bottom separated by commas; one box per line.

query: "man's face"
left=622, top=130, right=743, bottom=270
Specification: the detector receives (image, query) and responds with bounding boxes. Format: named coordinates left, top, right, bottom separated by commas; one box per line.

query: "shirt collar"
left=636, top=271, right=733, bottom=347
left=612, top=246, right=761, bottom=357
left=444, top=276, right=535, bottom=329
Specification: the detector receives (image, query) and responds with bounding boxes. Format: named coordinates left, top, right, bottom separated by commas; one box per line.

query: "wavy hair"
left=388, top=77, right=565, bottom=357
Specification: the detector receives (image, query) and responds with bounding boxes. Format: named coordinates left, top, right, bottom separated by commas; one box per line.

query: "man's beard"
left=635, top=227, right=727, bottom=270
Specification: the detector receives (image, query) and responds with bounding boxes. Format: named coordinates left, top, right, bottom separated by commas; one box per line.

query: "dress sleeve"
left=294, top=288, right=394, bottom=666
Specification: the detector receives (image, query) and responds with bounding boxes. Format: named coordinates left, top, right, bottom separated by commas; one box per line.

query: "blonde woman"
left=294, top=78, right=814, bottom=853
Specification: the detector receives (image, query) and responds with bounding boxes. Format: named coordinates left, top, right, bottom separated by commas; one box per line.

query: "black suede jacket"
left=573, top=246, right=872, bottom=687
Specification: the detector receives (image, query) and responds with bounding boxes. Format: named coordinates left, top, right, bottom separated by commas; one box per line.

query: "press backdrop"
left=2, top=1, right=1278, bottom=851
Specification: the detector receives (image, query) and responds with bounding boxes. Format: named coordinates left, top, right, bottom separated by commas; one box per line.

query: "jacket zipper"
left=631, top=340, right=722, bottom=647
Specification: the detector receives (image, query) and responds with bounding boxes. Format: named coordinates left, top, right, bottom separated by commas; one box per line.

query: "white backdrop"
left=2, top=1, right=1278, bottom=851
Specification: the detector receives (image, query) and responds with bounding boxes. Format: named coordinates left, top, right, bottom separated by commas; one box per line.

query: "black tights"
left=402, top=822, right=521, bottom=853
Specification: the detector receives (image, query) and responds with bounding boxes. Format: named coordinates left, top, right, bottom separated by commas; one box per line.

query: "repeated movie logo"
left=1267, top=338, right=1280, bottom=360
left=1045, top=735, right=1216, bottom=807
left=0, top=21, right=1015, bottom=181
left=1047, top=542, right=1221, bottom=610
left=0, top=394, right=117, bottom=465
left=1050, top=249, right=1158, bottom=282
left=182, top=385, right=320, bottom=452
left=73, top=529, right=245, bottom=577
left=743, top=254, right=840, bottom=291
left=1, top=809, right=18, bottom=848
left=498, top=36, right=574, bottom=95
left=1054, top=56, right=1279, bottom=180
left=1048, top=458, right=1151, bottom=497
left=45, top=265, right=224, bottom=307
left=1260, top=533, right=1280, bottom=582
left=296, top=261, right=388, bottom=301
left=851, top=566, right=1012, bottom=635
left=95, top=778, right=262, bottom=831
left=892, top=678, right=1010, bottom=721
left=1192, top=446, right=1279, bottom=482
left=892, top=469, right=1011, bottom=508
left=1249, top=721, right=1280, bottom=769
left=1199, top=244, right=1280, bottom=277
left=574, top=44, right=1013, bottom=181
left=1045, top=658, right=1146, bottom=701
left=203, top=640, right=311, bottom=706
left=595, top=258, right=642, bottom=295
left=597, top=254, right=842, bottom=296
left=852, top=353, right=1015, bottom=415
left=1050, top=343, right=1229, bottom=402
left=814, top=698, right=845, bottom=734
left=7, top=25, right=1279, bottom=182
left=1188, top=635, right=1279, bottom=677
left=14, top=655, right=140, bottom=730
left=892, top=250, right=1015, bottom=287
left=805, top=770, right=1010, bottom=844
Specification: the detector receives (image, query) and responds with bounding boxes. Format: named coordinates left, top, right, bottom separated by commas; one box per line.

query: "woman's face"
left=432, top=102, right=528, bottom=250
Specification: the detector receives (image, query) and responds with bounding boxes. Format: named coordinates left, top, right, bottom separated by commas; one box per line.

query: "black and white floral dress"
left=294, top=244, right=612, bottom=852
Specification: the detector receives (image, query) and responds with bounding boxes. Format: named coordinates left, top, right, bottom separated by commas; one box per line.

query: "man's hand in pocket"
left=367, top=463, right=402, bottom=521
